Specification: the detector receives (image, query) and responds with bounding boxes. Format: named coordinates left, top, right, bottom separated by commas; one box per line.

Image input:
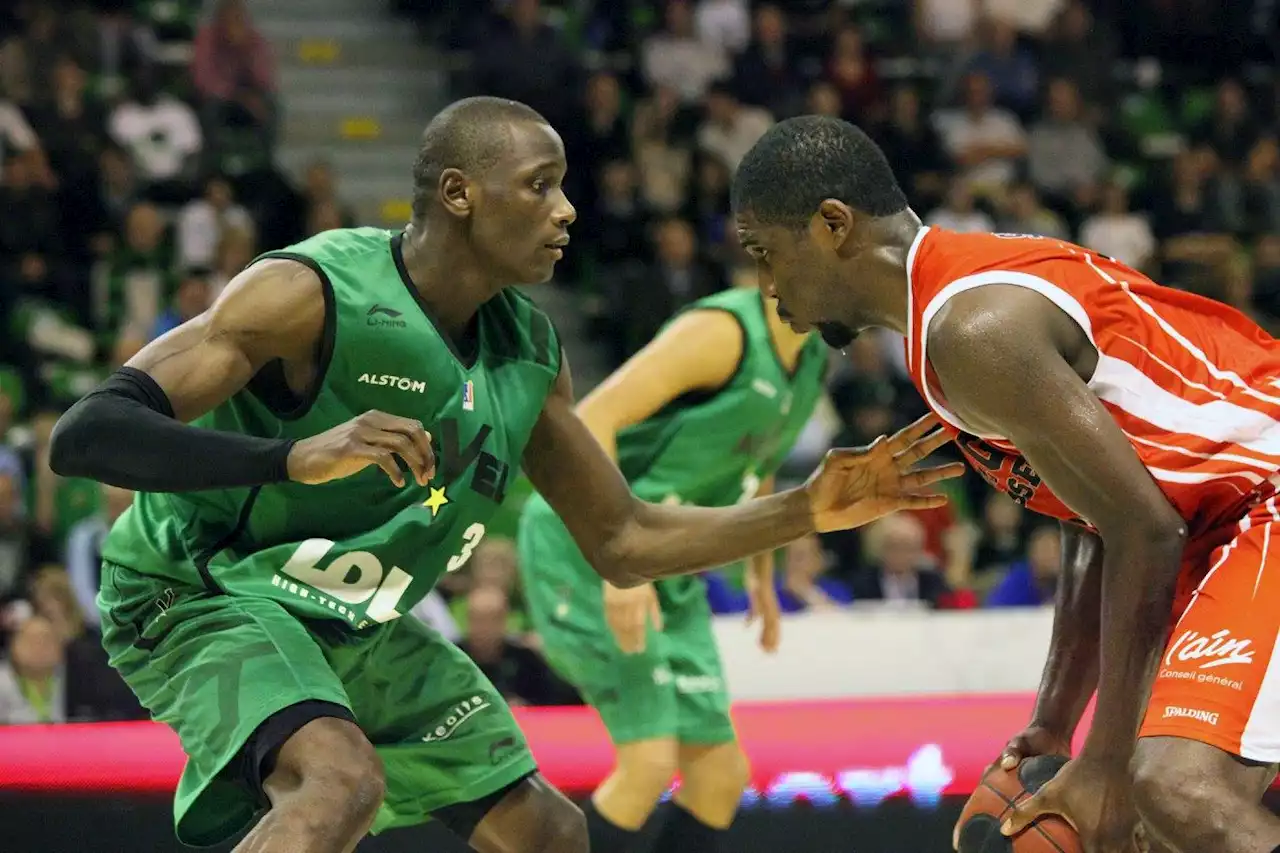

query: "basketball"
left=955, top=755, right=1083, bottom=853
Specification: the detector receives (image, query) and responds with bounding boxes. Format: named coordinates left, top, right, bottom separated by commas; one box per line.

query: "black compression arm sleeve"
left=49, top=367, right=295, bottom=492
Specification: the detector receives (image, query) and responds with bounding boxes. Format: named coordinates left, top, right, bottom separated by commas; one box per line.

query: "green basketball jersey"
left=618, top=288, right=828, bottom=508
left=103, top=228, right=561, bottom=630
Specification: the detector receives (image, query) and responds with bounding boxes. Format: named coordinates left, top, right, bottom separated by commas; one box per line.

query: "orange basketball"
left=956, top=755, right=1083, bottom=853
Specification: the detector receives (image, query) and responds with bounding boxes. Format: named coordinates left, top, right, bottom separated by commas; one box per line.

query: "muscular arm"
left=574, top=309, right=745, bottom=461
left=48, top=259, right=325, bottom=491
left=930, top=286, right=1185, bottom=767
left=1032, top=522, right=1104, bottom=740
left=522, top=354, right=812, bottom=587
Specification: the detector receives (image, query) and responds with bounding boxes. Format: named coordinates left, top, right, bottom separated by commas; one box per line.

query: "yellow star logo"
left=422, top=486, right=449, bottom=517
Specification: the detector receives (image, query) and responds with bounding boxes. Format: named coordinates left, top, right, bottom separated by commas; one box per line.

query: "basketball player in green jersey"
left=518, top=280, right=827, bottom=853
left=49, top=97, right=960, bottom=853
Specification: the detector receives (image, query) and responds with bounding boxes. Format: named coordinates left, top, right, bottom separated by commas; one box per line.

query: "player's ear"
left=438, top=168, right=472, bottom=219
left=814, top=199, right=854, bottom=248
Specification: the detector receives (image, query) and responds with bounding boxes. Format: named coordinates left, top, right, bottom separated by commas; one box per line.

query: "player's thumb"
left=649, top=596, right=663, bottom=632
left=1001, top=791, right=1051, bottom=837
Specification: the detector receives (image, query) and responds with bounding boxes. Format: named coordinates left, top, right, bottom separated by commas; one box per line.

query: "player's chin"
left=522, top=250, right=563, bottom=284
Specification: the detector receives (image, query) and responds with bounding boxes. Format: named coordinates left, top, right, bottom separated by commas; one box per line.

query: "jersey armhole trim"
left=919, top=269, right=1098, bottom=437
left=246, top=252, right=338, bottom=422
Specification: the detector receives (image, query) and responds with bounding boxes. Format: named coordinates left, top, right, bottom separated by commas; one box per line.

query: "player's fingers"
left=890, top=493, right=950, bottom=511
left=1000, top=746, right=1023, bottom=770
left=649, top=596, right=663, bottom=633
left=886, top=413, right=942, bottom=452
left=1001, top=789, right=1056, bottom=836
left=360, top=445, right=404, bottom=487
left=900, top=463, right=967, bottom=490
left=361, top=429, right=424, bottom=479
left=894, top=427, right=956, bottom=467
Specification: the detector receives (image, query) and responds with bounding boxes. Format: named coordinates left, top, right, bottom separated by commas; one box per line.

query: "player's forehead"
left=500, top=120, right=566, bottom=179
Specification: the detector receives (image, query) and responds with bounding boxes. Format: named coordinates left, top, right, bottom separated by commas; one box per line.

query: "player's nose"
left=553, top=190, right=576, bottom=227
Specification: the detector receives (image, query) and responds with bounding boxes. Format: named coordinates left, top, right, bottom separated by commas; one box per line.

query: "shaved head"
left=411, top=96, right=548, bottom=220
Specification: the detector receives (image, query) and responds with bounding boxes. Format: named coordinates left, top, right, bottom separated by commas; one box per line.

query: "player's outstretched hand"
left=604, top=581, right=663, bottom=654
left=804, top=414, right=965, bottom=533
left=1002, top=755, right=1142, bottom=853
left=287, top=410, right=436, bottom=487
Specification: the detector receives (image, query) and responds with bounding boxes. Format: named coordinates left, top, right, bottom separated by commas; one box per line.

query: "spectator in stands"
left=853, top=514, right=957, bottom=608
left=631, top=85, right=695, bottom=214
left=563, top=72, right=630, bottom=224
left=0, top=88, right=38, bottom=185
left=83, top=145, right=140, bottom=249
left=99, top=202, right=175, bottom=357
left=409, top=589, right=461, bottom=643
left=1039, top=1, right=1118, bottom=111
left=731, top=4, right=803, bottom=119
left=986, top=525, right=1062, bottom=607
left=1237, top=136, right=1280, bottom=238
left=28, top=56, right=106, bottom=192
left=913, top=0, right=980, bottom=59
left=193, top=0, right=278, bottom=156
left=0, top=613, right=64, bottom=724
left=586, top=159, right=653, bottom=275
left=682, top=153, right=733, bottom=261
left=0, top=471, right=27, bottom=600
left=31, top=411, right=102, bottom=561
left=874, top=85, right=949, bottom=210
left=66, top=484, right=132, bottom=628
left=151, top=273, right=211, bottom=340
left=27, top=565, right=143, bottom=721
left=622, top=217, right=722, bottom=361
left=1078, top=181, right=1157, bottom=271
left=1149, top=149, right=1238, bottom=296
left=176, top=176, right=252, bottom=272
left=108, top=69, right=202, bottom=203
left=1028, top=78, right=1107, bottom=215
left=971, top=493, right=1027, bottom=579
left=641, top=0, right=729, bottom=105
left=936, top=71, right=1026, bottom=196
left=778, top=534, right=851, bottom=612
left=300, top=159, right=355, bottom=232
left=208, top=225, right=255, bottom=297
left=0, top=149, right=70, bottom=312
left=962, top=19, right=1039, bottom=117
left=825, top=26, right=881, bottom=122
left=306, top=199, right=344, bottom=236
left=179, top=175, right=251, bottom=256
left=1192, top=78, right=1261, bottom=168
left=469, top=0, right=578, bottom=127
left=926, top=180, right=994, bottom=232
left=996, top=183, right=1069, bottom=239
left=697, top=81, right=772, bottom=173
left=1253, top=235, right=1280, bottom=325
left=0, top=6, right=97, bottom=108
left=451, top=538, right=528, bottom=635
left=459, top=586, right=579, bottom=706
left=695, top=0, right=751, bottom=55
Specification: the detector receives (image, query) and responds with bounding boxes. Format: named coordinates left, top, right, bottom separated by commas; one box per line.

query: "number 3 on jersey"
left=446, top=523, right=486, bottom=572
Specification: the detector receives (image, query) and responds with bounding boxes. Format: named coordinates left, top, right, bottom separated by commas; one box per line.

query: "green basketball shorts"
left=517, top=507, right=735, bottom=746
left=98, top=560, right=536, bottom=847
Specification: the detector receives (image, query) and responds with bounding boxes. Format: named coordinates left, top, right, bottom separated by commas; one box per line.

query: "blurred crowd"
left=2, top=0, right=1279, bottom=723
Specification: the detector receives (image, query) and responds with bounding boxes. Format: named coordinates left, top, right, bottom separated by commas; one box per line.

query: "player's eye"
left=531, top=178, right=548, bottom=194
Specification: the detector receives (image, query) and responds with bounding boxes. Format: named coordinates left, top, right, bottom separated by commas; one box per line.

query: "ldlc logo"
left=368, top=304, right=407, bottom=328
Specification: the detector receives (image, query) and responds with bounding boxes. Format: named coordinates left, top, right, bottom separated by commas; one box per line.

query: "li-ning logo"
left=1165, top=629, right=1255, bottom=670
left=367, top=304, right=407, bottom=328
left=422, top=695, right=491, bottom=743
left=358, top=372, right=426, bottom=393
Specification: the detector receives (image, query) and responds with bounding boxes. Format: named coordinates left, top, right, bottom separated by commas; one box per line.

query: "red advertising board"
left=0, top=694, right=1090, bottom=803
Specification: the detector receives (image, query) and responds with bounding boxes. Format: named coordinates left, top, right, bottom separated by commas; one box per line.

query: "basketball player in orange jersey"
left=731, top=114, right=1280, bottom=853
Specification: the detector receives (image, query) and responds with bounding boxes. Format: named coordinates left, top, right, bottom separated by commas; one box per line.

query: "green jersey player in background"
left=49, top=97, right=961, bottom=853
left=518, top=281, right=828, bottom=853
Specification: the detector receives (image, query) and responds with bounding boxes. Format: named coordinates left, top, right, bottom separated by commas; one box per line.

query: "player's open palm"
left=287, top=410, right=436, bottom=487
left=1003, top=756, right=1143, bottom=853
left=605, top=581, right=663, bottom=655
left=805, top=414, right=965, bottom=533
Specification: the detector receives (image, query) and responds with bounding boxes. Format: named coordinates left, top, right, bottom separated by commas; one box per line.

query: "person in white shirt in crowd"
left=642, top=0, right=729, bottom=104
left=1078, top=181, right=1157, bottom=271
left=176, top=176, right=253, bottom=271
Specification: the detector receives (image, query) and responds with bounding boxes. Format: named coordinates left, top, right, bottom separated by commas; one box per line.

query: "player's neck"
left=399, top=220, right=502, bottom=335
left=856, top=212, right=921, bottom=336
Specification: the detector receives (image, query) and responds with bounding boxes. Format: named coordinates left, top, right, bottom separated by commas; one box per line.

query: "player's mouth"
left=543, top=235, right=570, bottom=260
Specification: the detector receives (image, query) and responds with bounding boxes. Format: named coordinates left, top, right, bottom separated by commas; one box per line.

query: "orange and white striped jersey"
left=905, top=227, right=1280, bottom=538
